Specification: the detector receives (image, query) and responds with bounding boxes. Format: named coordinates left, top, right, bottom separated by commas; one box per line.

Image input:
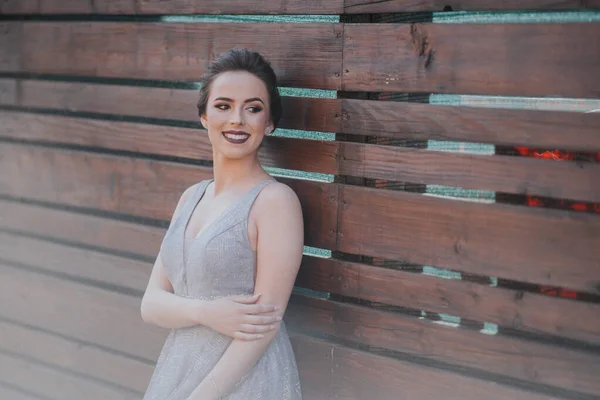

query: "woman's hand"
left=202, top=293, right=281, bottom=340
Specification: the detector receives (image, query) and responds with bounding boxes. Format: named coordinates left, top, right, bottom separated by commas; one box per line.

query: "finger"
left=233, top=331, right=264, bottom=341
left=239, top=323, right=278, bottom=334
left=244, top=315, right=282, bottom=325
left=231, top=293, right=260, bottom=304
left=245, top=304, right=280, bottom=314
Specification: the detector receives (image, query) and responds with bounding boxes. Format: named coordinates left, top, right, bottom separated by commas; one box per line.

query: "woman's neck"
left=211, top=152, right=267, bottom=195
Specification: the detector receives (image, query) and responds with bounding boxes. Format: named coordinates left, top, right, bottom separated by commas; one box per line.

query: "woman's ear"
left=200, top=115, right=208, bottom=130
left=265, top=122, right=274, bottom=135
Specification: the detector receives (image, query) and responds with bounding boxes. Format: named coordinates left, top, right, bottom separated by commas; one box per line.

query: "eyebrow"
left=213, top=97, right=265, bottom=105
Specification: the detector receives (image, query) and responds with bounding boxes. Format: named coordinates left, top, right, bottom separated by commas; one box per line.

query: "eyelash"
left=215, top=104, right=263, bottom=113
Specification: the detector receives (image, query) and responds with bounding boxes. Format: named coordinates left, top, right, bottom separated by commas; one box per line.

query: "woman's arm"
left=140, top=184, right=282, bottom=336
left=187, top=183, right=304, bottom=400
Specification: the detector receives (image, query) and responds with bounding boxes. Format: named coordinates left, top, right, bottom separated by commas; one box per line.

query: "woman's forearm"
left=140, top=289, right=207, bottom=329
left=188, top=329, right=280, bottom=399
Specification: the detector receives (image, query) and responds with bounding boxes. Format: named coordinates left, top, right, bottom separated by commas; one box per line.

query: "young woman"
left=141, top=48, right=303, bottom=400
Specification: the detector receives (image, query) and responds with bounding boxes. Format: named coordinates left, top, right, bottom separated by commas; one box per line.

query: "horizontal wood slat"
left=0, top=143, right=338, bottom=248
left=288, top=296, right=600, bottom=398
left=0, top=319, right=152, bottom=394
left=0, top=22, right=343, bottom=89
left=2, top=143, right=599, bottom=291
left=344, top=0, right=600, bottom=12
left=0, top=263, right=552, bottom=400
left=2, top=111, right=598, bottom=202
left=339, top=141, right=600, bottom=203
left=0, top=79, right=341, bottom=134
left=343, top=23, right=600, bottom=97
left=341, top=98, right=600, bottom=152
left=338, top=185, right=600, bottom=294
left=2, top=0, right=598, bottom=14
left=4, top=79, right=599, bottom=151
left=3, top=202, right=599, bottom=345
left=0, top=351, right=135, bottom=400
left=0, top=111, right=339, bottom=175
left=0, top=0, right=344, bottom=14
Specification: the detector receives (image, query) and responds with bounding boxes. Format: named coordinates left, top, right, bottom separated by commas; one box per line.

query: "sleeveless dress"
left=143, top=179, right=302, bottom=400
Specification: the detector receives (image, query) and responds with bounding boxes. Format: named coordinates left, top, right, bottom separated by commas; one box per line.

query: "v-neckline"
left=182, top=179, right=273, bottom=260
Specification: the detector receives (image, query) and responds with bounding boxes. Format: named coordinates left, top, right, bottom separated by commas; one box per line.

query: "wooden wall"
left=1, top=1, right=600, bottom=399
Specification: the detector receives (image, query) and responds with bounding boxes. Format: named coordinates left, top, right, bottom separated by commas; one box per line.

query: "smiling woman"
left=140, top=48, right=304, bottom=400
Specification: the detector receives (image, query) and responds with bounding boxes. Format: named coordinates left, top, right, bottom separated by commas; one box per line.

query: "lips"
left=222, top=131, right=250, bottom=144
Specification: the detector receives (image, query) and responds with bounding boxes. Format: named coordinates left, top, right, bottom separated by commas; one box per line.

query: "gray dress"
left=143, top=179, right=302, bottom=400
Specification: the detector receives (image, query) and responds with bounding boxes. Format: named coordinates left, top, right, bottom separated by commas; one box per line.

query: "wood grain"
left=341, top=98, right=600, bottom=151
left=339, top=141, right=600, bottom=203
left=3, top=201, right=599, bottom=345
left=288, top=296, right=600, bottom=398
left=0, top=143, right=337, bottom=248
left=0, top=79, right=341, bottom=134
left=0, top=111, right=339, bottom=174
left=343, top=23, right=600, bottom=97
left=0, top=0, right=343, bottom=14
left=338, top=185, right=600, bottom=294
left=297, top=257, right=600, bottom=345
left=0, top=319, right=152, bottom=394
left=344, top=0, right=600, bottom=13
left=1, top=22, right=343, bottom=90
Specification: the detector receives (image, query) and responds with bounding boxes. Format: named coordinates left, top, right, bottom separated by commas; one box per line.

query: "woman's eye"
left=248, top=106, right=263, bottom=113
left=215, top=104, right=229, bottom=110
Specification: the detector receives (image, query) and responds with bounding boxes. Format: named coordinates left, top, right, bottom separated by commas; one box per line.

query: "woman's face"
left=200, top=70, right=273, bottom=160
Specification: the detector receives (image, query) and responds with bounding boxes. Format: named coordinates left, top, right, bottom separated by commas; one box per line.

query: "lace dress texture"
left=143, top=179, right=302, bottom=400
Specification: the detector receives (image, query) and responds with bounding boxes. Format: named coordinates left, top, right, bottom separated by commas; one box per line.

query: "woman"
left=140, top=48, right=304, bottom=400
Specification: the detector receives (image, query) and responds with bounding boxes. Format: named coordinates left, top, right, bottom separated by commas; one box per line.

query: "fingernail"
left=259, top=334, right=265, bottom=338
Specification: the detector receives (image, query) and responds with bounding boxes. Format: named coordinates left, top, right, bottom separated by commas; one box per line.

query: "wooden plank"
left=0, top=383, right=42, bottom=400
left=297, top=257, right=600, bottom=345
left=3, top=202, right=599, bottom=345
left=343, top=23, right=600, bottom=98
left=0, top=319, right=152, bottom=394
left=288, top=296, right=600, bottom=398
left=0, top=200, right=166, bottom=258
left=291, top=333, right=554, bottom=400
left=0, top=231, right=151, bottom=293
left=0, top=0, right=343, bottom=14
left=341, top=98, right=600, bottom=152
left=0, top=263, right=166, bottom=361
left=0, top=351, right=137, bottom=400
left=339, top=141, right=600, bottom=203
left=338, top=185, right=600, bottom=294
left=2, top=22, right=343, bottom=90
left=344, top=0, right=600, bottom=13
left=0, top=79, right=341, bottom=133
left=0, top=79, right=17, bottom=104
left=0, top=143, right=338, bottom=249
left=0, top=111, right=339, bottom=174
left=0, top=262, right=554, bottom=400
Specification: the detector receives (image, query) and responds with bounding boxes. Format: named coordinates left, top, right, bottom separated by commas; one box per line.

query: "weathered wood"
left=0, top=111, right=339, bottom=174
left=0, top=319, right=152, bottom=394
left=0, top=79, right=16, bottom=104
left=0, top=79, right=341, bottom=133
left=288, top=296, right=600, bottom=398
left=297, top=257, right=600, bottom=345
left=338, top=185, right=600, bottom=294
left=0, top=351, right=137, bottom=400
left=4, top=201, right=600, bottom=345
left=0, top=143, right=338, bottom=248
left=0, top=263, right=556, bottom=400
left=343, top=23, right=600, bottom=97
left=344, top=0, right=600, bottom=13
left=2, top=22, right=343, bottom=89
left=341, top=98, right=600, bottom=152
left=339, top=141, right=600, bottom=203
left=0, top=0, right=344, bottom=14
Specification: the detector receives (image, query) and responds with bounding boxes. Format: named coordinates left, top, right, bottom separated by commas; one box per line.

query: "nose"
left=229, top=107, right=245, bottom=126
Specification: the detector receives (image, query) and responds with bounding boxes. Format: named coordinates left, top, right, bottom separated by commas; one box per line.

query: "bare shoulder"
left=254, top=181, right=302, bottom=217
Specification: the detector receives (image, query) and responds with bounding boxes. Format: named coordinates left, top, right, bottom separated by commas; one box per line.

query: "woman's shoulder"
left=254, top=180, right=302, bottom=218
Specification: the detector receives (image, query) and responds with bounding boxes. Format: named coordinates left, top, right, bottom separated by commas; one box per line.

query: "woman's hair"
left=197, top=48, right=283, bottom=130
